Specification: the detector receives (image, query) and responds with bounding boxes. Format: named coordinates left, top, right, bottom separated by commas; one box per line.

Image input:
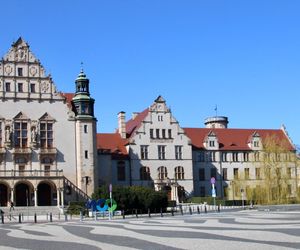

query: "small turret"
left=204, top=116, right=228, bottom=129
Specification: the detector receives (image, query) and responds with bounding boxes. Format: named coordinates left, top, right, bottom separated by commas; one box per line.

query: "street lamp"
left=81, top=176, right=91, bottom=195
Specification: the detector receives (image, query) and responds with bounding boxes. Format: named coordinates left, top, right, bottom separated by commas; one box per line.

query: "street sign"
left=210, top=177, right=216, bottom=184
left=109, top=184, right=112, bottom=192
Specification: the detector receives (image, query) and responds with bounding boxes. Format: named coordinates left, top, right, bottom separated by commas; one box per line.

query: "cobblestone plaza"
left=1, top=209, right=300, bottom=249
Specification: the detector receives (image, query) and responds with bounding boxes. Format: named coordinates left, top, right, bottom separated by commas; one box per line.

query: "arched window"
left=140, top=166, right=151, bottom=180
left=158, top=166, right=167, bottom=180
left=175, top=166, right=184, bottom=180
left=117, top=161, right=126, bottom=181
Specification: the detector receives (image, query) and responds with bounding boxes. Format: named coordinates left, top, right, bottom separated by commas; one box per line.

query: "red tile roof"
left=125, top=108, right=149, bottom=137
left=60, top=92, right=75, bottom=109
left=96, top=133, right=128, bottom=157
left=183, top=128, right=295, bottom=151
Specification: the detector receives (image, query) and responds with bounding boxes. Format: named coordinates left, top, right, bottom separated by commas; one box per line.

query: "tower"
left=72, top=69, right=97, bottom=196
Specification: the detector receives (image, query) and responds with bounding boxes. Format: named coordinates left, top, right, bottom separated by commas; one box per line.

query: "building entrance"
left=0, top=184, right=8, bottom=206
left=37, top=182, right=52, bottom=206
left=15, top=183, right=31, bottom=206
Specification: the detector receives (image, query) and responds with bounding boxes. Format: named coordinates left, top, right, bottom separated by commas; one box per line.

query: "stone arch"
left=14, top=181, right=34, bottom=206
left=0, top=181, right=10, bottom=206
left=37, top=180, right=56, bottom=206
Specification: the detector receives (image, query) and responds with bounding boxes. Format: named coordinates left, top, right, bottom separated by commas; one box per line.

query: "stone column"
left=57, top=188, right=60, bottom=207
left=34, top=188, right=38, bottom=207
left=10, top=188, right=14, bottom=204
left=60, top=189, right=64, bottom=207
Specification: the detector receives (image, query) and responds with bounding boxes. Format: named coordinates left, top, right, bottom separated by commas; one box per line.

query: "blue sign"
left=86, top=199, right=117, bottom=212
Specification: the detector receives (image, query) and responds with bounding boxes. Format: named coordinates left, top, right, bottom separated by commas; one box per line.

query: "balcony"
left=0, top=169, right=63, bottom=178
left=39, top=147, right=57, bottom=155
left=12, top=147, right=32, bottom=155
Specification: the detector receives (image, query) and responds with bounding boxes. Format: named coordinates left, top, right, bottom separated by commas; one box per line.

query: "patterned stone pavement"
left=1, top=210, right=300, bottom=250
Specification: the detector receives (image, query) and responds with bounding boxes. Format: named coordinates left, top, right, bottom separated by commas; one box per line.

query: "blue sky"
left=0, top=1, right=299, bottom=145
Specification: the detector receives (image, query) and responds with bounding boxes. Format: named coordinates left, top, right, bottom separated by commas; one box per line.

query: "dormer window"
left=254, top=141, right=259, bottom=147
left=209, top=141, right=215, bottom=147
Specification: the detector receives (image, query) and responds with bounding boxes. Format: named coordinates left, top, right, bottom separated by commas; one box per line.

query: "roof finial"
left=80, top=61, right=84, bottom=73
left=214, top=105, right=218, bottom=117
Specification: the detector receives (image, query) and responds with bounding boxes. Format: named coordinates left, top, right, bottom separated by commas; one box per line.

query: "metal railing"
left=0, top=170, right=63, bottom=178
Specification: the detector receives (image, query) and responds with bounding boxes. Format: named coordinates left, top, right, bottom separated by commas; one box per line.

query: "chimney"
left=132, top=112, right=139, bottom=120
left=118, top=111, right=126, bottom=139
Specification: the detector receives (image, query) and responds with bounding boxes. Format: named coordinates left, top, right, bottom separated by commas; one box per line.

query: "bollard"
left=180, top=206, right=183, bottom=216
left=189, top=206, right=192, bottom=215
left=148, top=208, right=151, bottom=218
left=135, top=209, right=138, bottom=218
left=218, top=204, right=220, bottom=213
left=160, top=208, right=163, bottom=217
left=205, top=205, right=207, bottom=213
left=1, top=214, right=4, bottom=224
left=18, top=214, right=22, bottom=223
left=50, top=213, right=53, bottom=222
left=171, top=208, right=174, bottom=216
left=80, top=211, right=83, bottom=222
left=34, top=213, right=37, bottom=223
left=64, top=213, right=68, bottom=221
left=122, top=210, right=125, bottom=219
left=197, top=206, right=200, bottom=214
left=94, top=212, right=97, bottom=221
left=46, top=213, right=48, bottom=221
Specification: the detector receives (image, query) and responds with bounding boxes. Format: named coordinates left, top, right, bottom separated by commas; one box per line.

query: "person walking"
left=9, top=200, right=14, bottom=211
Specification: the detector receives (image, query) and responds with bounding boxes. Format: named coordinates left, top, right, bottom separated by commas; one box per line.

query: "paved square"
left=1, top=210, right=300, bottom=249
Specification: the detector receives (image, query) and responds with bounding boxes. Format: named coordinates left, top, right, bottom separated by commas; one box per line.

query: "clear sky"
left=0, top=0, right=299, bottom=145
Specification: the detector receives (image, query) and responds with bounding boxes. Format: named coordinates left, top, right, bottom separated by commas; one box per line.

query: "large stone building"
left=0, top=38, right=297, bottom=207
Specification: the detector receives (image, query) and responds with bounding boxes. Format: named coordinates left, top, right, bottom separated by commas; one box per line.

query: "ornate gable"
left=39, top=113, right=55, bottom=121
left=13, top=112, right=29, bottom=120
left=0, top=37, right=63, bottom=101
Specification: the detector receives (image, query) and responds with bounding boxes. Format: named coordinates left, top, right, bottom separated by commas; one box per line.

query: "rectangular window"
left=156, top=129, right=160, bottom=139
left=5, top=82, right=11, bottom=92
left=18, top=67, right=23, bottom=76
left=233, top=168, right=239, bottom=179
left=198, top=152, right=205, bottom=162
left=30, top=83, right=35, bottom=93
left=85, top=150, right=88, bottom=159
left=162, top=129, right=166, bottom=139
left=84, top=125, right=88, bottom=133
left=206, top=151, right=215, bottom=162
left=158, top=145, right=166, bottom=160
left=18, top=83, right=23, bottom=92
left=222, top=168, right=227, bottom=180
left=117, top=162, right=126, bottom=181
left=255, top=168, right=261, bottom=179
left=254, top=141, right=259, bottom=147
left=150, top=129, right=154, bottom=138
left=141, top=145, right=149, bottom=160
left=199, top=168, right=205, bottom=181
left=233, top=152, right=239, bottom=162
left=14, top=121, right=27, bottom=148
left=288, top=184, right=292, bottom=195
left=245, top=168, right=250, bottom=179
left=243, top=152, right=249, bottom=162
left=254, top=152, right=260, bottom=162
left=175, top=145, right=182, bottom=160
left=210, top=168, right=216, bottom=178
left=40, top=122, right=53, bottom=148
left=168, top=129, right=172, bottom=139
left=222, top=152, right=227, bottom=162
left=287, top=167, right=292, bottom=178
